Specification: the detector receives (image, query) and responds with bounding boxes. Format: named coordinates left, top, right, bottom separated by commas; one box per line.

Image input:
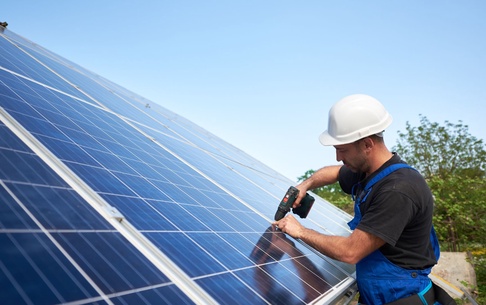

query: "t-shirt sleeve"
left=338, top=166, right=362, bottom=195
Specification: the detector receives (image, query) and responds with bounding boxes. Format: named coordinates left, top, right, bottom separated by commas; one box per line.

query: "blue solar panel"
left=0, top=26, right=355, bottom=304
left=0, top=122, right=193, bottom=304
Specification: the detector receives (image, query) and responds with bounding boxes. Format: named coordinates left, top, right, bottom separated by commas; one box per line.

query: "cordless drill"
left=274, top=186, right=315, bottom=221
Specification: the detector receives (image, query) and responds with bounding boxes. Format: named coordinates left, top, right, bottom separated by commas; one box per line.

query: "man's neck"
left=366, top=148, right=393, bottom=176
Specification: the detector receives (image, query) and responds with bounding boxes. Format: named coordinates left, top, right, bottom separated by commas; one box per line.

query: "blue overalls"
left=348, top=164, right=441, bottom=305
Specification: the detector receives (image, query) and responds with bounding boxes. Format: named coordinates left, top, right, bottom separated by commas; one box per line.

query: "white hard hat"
left=319, top=94, right=392, bottom=146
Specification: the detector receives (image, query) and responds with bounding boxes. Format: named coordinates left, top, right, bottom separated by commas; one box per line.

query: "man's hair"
left=369, top=134, right=385, bottom=143
left=354, top=134, right=385, bottom=146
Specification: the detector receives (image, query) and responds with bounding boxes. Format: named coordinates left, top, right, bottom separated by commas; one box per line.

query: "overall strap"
left=364, top=163, right=413, bottom=191
left=348, top=163, right=413, bottom=230
left=362, top=163, right=441, bottom=261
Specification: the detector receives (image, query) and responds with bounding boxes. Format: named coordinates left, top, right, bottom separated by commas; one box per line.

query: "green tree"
left=394, top=115, right=486, bottom=179
left=394, top=115, right=486, bottom=251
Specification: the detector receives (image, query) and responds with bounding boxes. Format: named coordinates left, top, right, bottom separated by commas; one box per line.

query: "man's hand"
left=292, top=184, right=308, bottom=208
left=272, top=214, right=305, bottom=239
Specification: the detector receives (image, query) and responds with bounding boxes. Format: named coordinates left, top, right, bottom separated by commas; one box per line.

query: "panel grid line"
left=0, top=180, right=113, bottom=305
left=0, top=28, right=357, bottom=304
left=0, top=107, right=217, bottom=305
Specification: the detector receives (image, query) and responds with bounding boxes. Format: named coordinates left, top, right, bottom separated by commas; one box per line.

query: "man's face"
left=334, top=140, right=367, bottom=173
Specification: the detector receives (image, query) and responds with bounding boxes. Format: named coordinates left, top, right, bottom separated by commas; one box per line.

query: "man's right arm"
left=294, top=165, right=342, bottom=207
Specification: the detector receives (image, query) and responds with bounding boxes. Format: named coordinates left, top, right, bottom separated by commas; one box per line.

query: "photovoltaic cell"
left=0, top=27, right=355, bottom=304
left=0, top=125, right=192, bottom=304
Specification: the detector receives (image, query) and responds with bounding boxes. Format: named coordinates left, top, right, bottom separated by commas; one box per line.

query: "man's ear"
left=362, top=137, right=374, bottom=150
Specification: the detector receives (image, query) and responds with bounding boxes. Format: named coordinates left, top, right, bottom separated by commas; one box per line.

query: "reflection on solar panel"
left=0, top=26, right=356, bottom=305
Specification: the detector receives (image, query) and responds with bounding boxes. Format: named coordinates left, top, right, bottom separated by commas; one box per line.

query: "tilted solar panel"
left=0, top=26, right=356, bottom=305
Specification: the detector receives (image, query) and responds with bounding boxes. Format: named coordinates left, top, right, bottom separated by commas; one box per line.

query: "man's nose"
left=335, top=151, right=342, bottom=162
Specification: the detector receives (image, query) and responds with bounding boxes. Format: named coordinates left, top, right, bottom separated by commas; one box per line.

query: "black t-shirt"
left=339, top=153, right=437, bottom=269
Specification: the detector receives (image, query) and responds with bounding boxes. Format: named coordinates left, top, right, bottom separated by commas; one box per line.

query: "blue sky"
left=4, top=1, right=486, bottom=181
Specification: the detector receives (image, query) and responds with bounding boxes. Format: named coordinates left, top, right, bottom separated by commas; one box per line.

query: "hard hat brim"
left=319, top=130, right=354, bottom=146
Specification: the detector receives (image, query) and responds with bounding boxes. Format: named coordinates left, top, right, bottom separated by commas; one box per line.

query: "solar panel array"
left=0, top=26, right=355, bottom=305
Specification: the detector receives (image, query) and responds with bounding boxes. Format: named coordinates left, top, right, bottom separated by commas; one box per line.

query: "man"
left=273, top=94, right=455, bottom=305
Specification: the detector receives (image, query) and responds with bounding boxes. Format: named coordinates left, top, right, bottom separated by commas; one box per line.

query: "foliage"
left=394, top=115, right=486, bottom=179
left=428, top=174, right=486, bottom=251
left=394, top=115, right=486, bottom=251
left=469, top=248, right=486, bottom=304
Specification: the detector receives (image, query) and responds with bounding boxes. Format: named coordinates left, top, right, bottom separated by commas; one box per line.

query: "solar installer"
left=273, top=94, right=455, bottom=305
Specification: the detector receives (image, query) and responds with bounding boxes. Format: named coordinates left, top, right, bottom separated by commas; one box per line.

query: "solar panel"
left=0, top=26, right=356, bottom=305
